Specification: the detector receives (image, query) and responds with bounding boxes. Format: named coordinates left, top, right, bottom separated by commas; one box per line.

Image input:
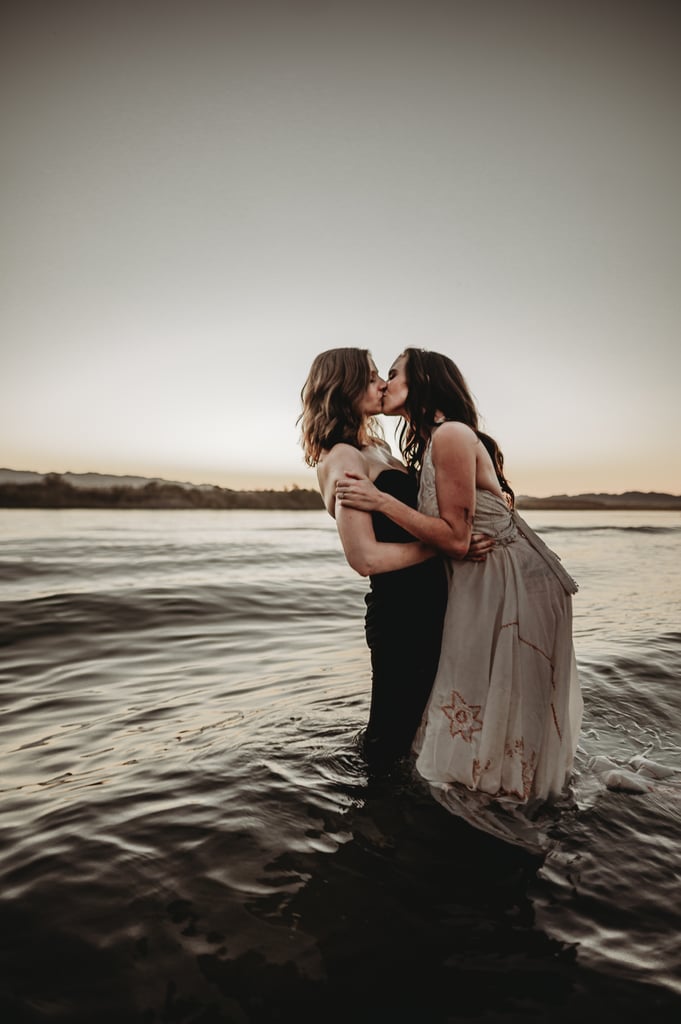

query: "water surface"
left=1, top=508, right=680, bottom=1022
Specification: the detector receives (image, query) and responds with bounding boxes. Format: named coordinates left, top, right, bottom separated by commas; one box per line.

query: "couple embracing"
left=299, top=348, right=582, bottom=828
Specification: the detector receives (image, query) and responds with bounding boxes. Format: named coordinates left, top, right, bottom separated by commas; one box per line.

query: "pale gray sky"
left=2, top=0, right=680, bottom=495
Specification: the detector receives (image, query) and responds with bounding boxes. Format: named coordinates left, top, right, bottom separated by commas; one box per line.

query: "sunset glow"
left=3, top=2, right=680, bottom=497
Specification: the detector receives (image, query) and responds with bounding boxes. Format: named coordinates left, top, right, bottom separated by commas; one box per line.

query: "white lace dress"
left=413, top=441, right=583, bottom=821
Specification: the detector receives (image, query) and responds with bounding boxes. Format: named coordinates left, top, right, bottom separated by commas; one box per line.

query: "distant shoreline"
left=515, top=496, right=681, bottom=511
left=0, top=476, right=324, bottom=511
left=0, top=473, right=679, bottom=511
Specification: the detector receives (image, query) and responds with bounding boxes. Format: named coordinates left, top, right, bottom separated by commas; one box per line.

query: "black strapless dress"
left=362, top=469, right=448, bottom=769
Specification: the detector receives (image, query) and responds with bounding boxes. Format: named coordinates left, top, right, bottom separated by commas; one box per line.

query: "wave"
left=0, top=550, right=343, bottom=589
left=2, top=511, right=681, bottom=1017
left=0, top=580, right=365, bottom=648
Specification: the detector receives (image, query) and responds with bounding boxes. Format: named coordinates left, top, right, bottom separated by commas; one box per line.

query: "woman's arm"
left=336, top=502, right=437, bottom=577
left=336, top=424, right=481, bottom=559
left=318, top=444, right=437, bottom=577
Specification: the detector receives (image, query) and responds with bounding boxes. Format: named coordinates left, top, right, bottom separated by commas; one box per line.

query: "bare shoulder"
left=317, top=444, right=366, bottom=514
left=431, top=421, right=477, bottom=454
left=319, top=444, right=366, bottom=480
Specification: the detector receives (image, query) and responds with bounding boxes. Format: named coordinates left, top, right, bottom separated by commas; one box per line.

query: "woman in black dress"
left=299, top=348, right=487, bottom=769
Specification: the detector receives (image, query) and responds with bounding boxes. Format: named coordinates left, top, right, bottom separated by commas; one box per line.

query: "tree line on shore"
left=1, top=474, right=679, bottom=512
left=0, top=474, right=325, bottom=510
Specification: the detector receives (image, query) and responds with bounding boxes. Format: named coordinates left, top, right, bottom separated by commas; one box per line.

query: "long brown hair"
left=397, top=348, right=514, bottom=506
left=298, top=348, right=384, bottom=467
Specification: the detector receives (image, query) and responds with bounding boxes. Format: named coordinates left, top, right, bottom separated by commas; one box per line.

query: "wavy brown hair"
left=298, top=348, right=384, bottom=467
left=397, top=348, right=515, bottom=507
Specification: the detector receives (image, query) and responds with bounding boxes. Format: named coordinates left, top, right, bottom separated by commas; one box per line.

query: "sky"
left=2, top=0, right=680, bottom=496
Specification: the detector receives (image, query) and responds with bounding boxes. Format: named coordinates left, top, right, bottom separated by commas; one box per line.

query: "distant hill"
left=0, top=468, right=216, bottom=490
left=0, top=470, right=679, bottom=511
left=517, top=491, right=681, bottom=510
left=0, top=470, right=324, bottom=510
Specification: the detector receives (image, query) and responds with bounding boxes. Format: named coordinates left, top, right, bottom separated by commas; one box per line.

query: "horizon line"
left=1, top=467, right=679, bottom=501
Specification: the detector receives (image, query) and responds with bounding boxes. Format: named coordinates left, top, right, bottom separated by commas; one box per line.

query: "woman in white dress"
left=336, top=349, right=583, bottom=820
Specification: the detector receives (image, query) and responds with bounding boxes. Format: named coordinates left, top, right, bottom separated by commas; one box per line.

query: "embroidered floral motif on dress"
left=505, top=737, right=525, bottom=759
left=440, top=690, right=483, bottom=742
left=499, top=739, right=538, bottom=800
left=471, top=757, right=492, bottom=785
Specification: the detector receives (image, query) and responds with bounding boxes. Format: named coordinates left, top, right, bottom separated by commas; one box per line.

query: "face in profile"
left=381, top=353, right=409, bottom=417
left=356, top=356, right=386, bottom=418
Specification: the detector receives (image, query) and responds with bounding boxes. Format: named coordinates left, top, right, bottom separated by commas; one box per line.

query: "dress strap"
left=512, top=511, right=579, bottom=595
